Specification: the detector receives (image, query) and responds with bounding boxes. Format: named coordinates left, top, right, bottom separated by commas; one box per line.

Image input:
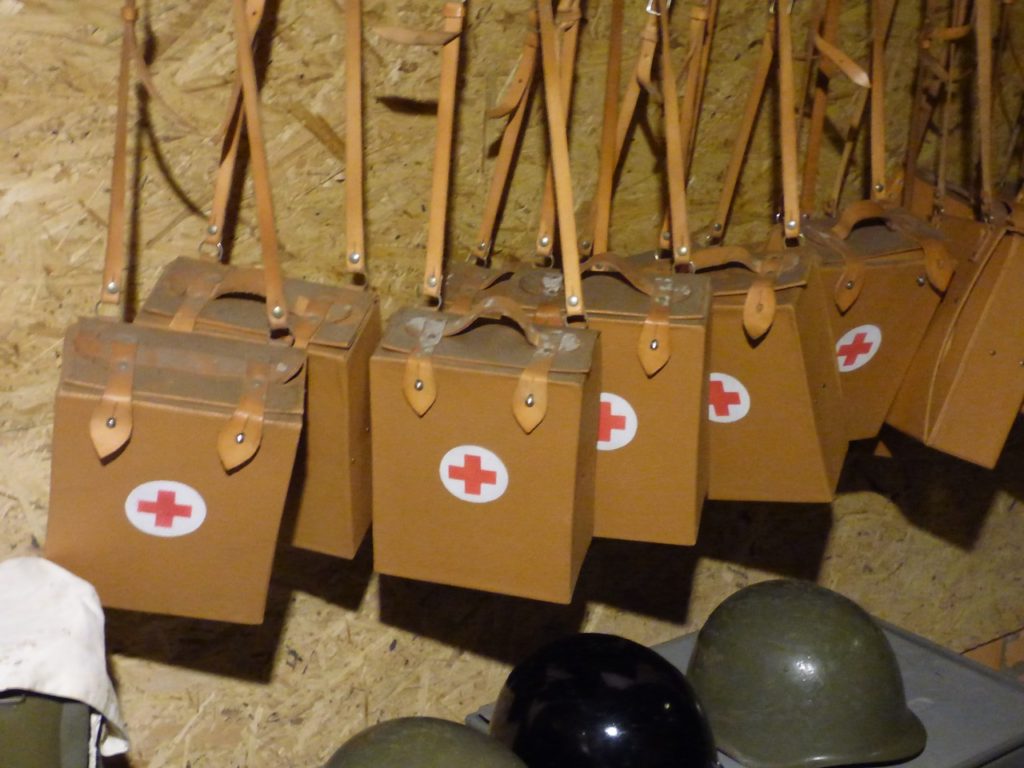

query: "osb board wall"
left=0, top=0, right=1022, bottom=765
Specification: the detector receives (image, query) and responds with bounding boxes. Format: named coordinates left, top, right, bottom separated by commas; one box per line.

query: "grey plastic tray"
left=466, top=624, right=1024, bottom=768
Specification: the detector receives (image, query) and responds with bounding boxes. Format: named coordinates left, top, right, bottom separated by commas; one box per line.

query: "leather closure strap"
left=89, top=339, right=136, bottom=459
left=217, top=359, right=272, bottom=471
left=637, top=276, right=673, bottom=375
left=402, top=316, right=445, bottom=415
left=536, top=0, right=585, bottom=318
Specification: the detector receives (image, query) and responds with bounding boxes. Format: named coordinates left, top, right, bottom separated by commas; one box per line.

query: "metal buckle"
left=646, top=0, right=672, bottom=15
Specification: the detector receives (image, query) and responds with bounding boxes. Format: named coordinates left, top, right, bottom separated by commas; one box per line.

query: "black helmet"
left=489, top=632, right=717, bottom=767
left=324, top=716, right=526, bottom=767
left=687, top=579, right=926, bottom=768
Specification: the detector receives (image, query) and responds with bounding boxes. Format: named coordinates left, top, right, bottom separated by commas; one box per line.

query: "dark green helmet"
left=324, top=716, right=527, bottom=768
left=687, top=579, right=926, bottom=768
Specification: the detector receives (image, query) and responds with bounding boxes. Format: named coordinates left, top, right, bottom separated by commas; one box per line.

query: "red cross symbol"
left=136, top=490, right=193, bottom=529
left=709, top=379, right=743, bottom=418
left=837, top=332, right=874, bottom=368
left=599, top=400, right=628, bottom=442
left=448, top=454, right=498, bottom=496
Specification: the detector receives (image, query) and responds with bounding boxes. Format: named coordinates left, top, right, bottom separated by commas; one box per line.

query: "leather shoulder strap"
left=976, top=0, right=995, bottom=218
left=100, top=0, right=137, bottom=315
left=344, top=0, right=366, bottom=274
left=536, top=0, right=584, bottom=318
left=777, top=0, right=801, bottom=238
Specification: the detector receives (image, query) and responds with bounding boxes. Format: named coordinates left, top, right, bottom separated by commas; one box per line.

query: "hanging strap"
left=777, top=0, right=802, bottom=238
left=706, top=18, right=775, bottom=241
left=654, top=0, right=693, bottom=265
left=200, top=0, right=266, bottom=261
left=585, top=0, right=625, bottom=257
left=799, top=0, right=843, bottom=214
left=932, top=0, right=973, bottom=216
left=537, top=0, right=585, bottom=318
left=344, top=0, right=366, bottom=274
left=657, top=0, right=716, bottom=253
left=534, top=0, right=583, bottom=263
left=470, top=13, right=540, bottom=264
left=976, top=0, right=995, bottom=219
left=99, top=0, right=137, bottom=316
left=378, top=3, right=466, bottom=301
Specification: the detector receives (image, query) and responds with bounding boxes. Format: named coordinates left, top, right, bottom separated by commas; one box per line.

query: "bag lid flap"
left=380, top=307, right=596, bottom=375
left=140, top=257, right=374, bottom=350
left=61, top=318, right=305, bottom=416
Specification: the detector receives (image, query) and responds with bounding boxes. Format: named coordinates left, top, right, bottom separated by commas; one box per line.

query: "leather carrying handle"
left=441, top=295, right=546, bottom=347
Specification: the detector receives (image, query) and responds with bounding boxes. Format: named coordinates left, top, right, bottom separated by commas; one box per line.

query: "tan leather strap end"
left=403, top=315, right=446, bottom=415
left=218, top=359, right=271, bottom=471
left=742, top=255, right=782, bottom=338
left=833, top=254, right=867, bottom=311
left=513, top=345, right=554, bottom=433
left=89, top=339, right=136, bottom=460
left=637, top=286, right=671, bottom=376
left=921, top=237, right=954, bottom=290
left=403, top=350, right=438, bottom=416
left=814, top=33, right=871, bottom=87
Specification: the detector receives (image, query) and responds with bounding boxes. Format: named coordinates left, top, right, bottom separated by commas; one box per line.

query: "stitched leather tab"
left=402, top=316, right=445, bottom=416
left=921, top=237, right=954, bottom=291
left=218, top=359, right=270, bottom=471
left=513, top=343, right=554, bottom=433
left=638, top=292, right=671, bottom=376
left=89, top=339, right=136, bottom=459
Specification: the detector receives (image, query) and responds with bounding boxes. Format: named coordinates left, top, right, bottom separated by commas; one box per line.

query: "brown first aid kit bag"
left=692, top=4, right=846, bottom=502
left=798, top=0, right=954, bottom=441
left=369, top=297, right=600, bottom=603
left=135, top=0, right=381, bottom=558
left=490, top=0, right=713, bottom=545
left=887, top=0, right=1024, bottom=468
left=46, top=0, right=307, bottom=624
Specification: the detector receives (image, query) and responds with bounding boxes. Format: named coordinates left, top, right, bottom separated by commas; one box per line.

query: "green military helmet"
left=324, top=716, right=527, bottom=768
left=687, top=579, right=926, bottom=768
left=0, top=692, right=92, bottom=768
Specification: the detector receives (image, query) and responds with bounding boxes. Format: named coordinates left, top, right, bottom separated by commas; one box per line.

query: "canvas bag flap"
left=140, top=257, right=374, bottom=351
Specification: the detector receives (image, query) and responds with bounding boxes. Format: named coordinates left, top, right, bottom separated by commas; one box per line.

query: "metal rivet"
left=677, top=246, right=689, bottom=256
left=662, top=231, right=672, bottom=241
left=713, top=222, right=723, bottom=231
left=271, top=305, right=285, bottom=319
left=348, top=251, right=361, bottom=264
left=427, top=275, right=438, bottom=288
left=117, top=362, right=128, bottom=372
left=277, top=362, right=289, bottom=372
left=105, top=417, right=116, bottom=429
left=235, top=432, right=245, bottom=444
left=990, top=350, right=997, bottom=357
left=580, top=239, right=591, bottom=250
left=525, top=394, right=535, bottom=407
left=916, top=275, right=927, bottom=286
left=106, top=281, right=119, bottom=294
left=567, top=295, right=580, bottom=307
left=845, top=280, right=855, bottom=290
left=478, top=241, right=488, bottom=251
left=539, top=235, right=551, bottom=248
left=650, top=339, right=660, bottom=350
left=414, top=379, right=424, bottom=391
left=207, top=224, right=219, bottom=235
left=787, top=219, right=798, bottom=230
left=874, top=183, right=885, bottom=192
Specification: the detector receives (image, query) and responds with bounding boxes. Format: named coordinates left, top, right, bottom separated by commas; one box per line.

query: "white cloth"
left=0, top=556, right=129, bottom=762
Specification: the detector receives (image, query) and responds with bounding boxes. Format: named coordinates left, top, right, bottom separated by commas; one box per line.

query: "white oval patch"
left=708, top=372, right=751, bottom=424
left=835, top=324, right=882, bottom=373
left=125, top=480, right=207, bottom=538
left=439, top=445, right=509, bottom=504
left=597, top=392, right=639, bottom=451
